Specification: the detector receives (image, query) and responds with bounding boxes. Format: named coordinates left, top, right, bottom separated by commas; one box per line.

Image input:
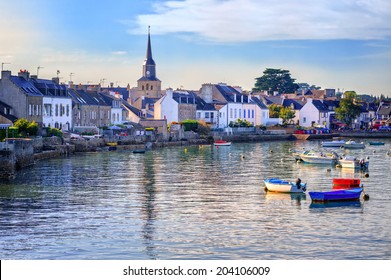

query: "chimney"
left=241, top=95, right=243, bottom=103
left=18, top=70, right=30, bottom=80
left=1, top=70, right=11, bottom=80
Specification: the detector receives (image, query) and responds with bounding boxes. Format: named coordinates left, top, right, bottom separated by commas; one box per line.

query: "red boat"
left=213, top=140, right=232, bottom=146
left=332, top=178, right=361, bottom=190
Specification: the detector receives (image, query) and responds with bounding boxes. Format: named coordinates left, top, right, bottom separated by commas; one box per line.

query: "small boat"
left=369, top=141, right=385, bottom=146
left=213, top=140, right=232, bottom=146
left=343, top=140, right=365, bottom=149
left=264, top=178, right=306, bottom=193
left=132, top=149, right=146, bottom=153
left=321, top=140, right=345, bottom=148
left=299, top=150, right=338, bottom=164
left=332, top=178, right=361, bottom=190
left=309, top=188, right=362, bottom=202
left=338, top=156, right=369, bottom=170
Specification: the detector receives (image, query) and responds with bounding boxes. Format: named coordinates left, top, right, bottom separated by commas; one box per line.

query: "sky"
left=1, top=0, right=391, bottom=96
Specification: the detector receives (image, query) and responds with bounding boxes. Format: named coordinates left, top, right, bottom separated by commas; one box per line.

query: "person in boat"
left=295, top=178, right=302, bottom=189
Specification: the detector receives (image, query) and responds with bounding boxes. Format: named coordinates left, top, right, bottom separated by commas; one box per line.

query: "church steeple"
left=143, top=26, right=157, bottom=80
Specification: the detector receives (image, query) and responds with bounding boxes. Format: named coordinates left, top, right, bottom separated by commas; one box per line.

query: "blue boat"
left=369, top=141, right=385, bottom=146
left=309, top=188, right=362, bottom=202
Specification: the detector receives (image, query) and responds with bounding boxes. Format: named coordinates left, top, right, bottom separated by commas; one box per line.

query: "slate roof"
left=101, top=87, right=130, bottom=101
left=172, top=91, right=197, bottom=104
left=215, top=84, right=248, bottom=103
left=9, top=76, right=42, bottom=96
left=122, top=100, right=142, bottom=117
left=251, top=96, right=269, bottom=109
left=195, top=95, right=218, bottom=110
left=68, top=89, right=109, bottom=106
left=0, top=101, right=17, bottom=122
left=312, top=100, right=330, bottom=112
left=30, top=78, right=68, bottom=97
left=282, top=99, right=304, bottom=110
left=378, top=105, right=391, bottom=116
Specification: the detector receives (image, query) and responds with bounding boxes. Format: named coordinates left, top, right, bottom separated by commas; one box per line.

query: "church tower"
left=136, top=26, right=161, bottom=99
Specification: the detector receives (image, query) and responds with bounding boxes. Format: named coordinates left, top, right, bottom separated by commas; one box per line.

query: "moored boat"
left=264, top=178, right=306, bottom=193
left=338, top=156, right=369, bottom=170
left=343, top=140, right=365, bottom=149
left=309, top=188, right=362, bottom=202
left=369, top=141, right=385, bottom=146
left=299, top=150, right=338, bottom=164
left=332, top=178, right=361, bottom=190
left=213, top=140, right=232, bottom=146
left=321, top=140, right=345, bottom=148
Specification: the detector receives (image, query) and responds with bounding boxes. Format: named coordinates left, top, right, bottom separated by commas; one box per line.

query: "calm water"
left=1, top=139, right=391, bottom=260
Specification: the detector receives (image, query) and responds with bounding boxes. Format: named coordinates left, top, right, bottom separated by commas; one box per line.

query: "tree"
left=279, top=107, right=296, bottom=124
left=268, top=104, right=281, bottom=118
left=335, top=91, right=362, bottom=127
left=253, top=68, right=299, bottom=94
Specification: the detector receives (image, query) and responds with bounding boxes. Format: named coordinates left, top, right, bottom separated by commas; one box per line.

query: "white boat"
left=213, top=140, right=232, bottom=146
left=299, top=150, right=338, bottom=164
left=321, top=140, right=345, bottom=147
left=264, top=178, right=306, bottom=193
left=339, top=156, right=369, bottom=170
left=343, top=140, right=365, bottom=149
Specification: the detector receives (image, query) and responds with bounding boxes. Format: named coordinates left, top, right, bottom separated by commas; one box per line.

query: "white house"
left=299, top=98, right=331, bottom=128
left=42, top=96, right=72, bottom=130
left=154, top=89, right=197, bottom=123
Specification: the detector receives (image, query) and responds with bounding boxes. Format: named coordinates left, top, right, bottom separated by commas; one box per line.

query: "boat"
left=369, top=141, right=385, bottom=146
left=132, top=149, right=146, bottom=153
left=213, top=140, right=232, bottom=146
left=264, top=178, right=306, bottom=193
left=343, top=140, right=365, bottom=149
left=332, top=178, right=361, bottom=190
left=338, top=156, right=369, bottom=170
left=321, top=140, right=345, bottom=148
left=309, top=188, right=362, bottom=202
left=299, top=150, right=338, bottom=164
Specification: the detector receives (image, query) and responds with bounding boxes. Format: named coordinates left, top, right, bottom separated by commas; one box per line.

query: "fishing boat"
left=338, top=156, right=369, bottom=170
left=299, top=150, right=338, bottom=164
left=343, top=140, right=365, bottom=149
left=213, top=140, right=232, bottom=146
left=321, top=140, right=345, bottom=148
left=332, top=178, right=361, bottom=190
left=369, top=141, right=385, bottom=146
left=309, top=188, right=362, bottom=202
left=264, top=178, right=306, bottom=193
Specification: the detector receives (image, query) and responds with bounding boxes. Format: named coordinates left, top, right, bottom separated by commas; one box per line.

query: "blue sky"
left=1, top=0, right=391, bottom=96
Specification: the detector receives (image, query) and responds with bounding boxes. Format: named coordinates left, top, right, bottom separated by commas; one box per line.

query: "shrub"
left=181, top=120, right=198, bottom=132
left=47, top=128, right=63, bottom=137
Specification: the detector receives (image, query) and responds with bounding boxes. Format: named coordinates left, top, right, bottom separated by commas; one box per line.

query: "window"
left=234, top=109, right=237, bottom=119
left=55, top=104, right=59, bottom=116
left=142, top=85, right=144, bottom=91
left=248, top=109, right=250, bottom=118
left=151, top=85, right=153, bottom=90
left=252, top=110, right=254, bottom=118
left=197, top=112, right=201, bottom=119
left=112, top=113, right=115, bottom=121
left=244, top=110, right=246, bottom=118
left=205, top=112, right=210, bottom=118
left=303, top=117, right=307, bottom=123
left=230, top=108, right=233, bottom=118
left=211, top=112, right=214, bottom=119
left=66, top=105, right=69, bottom=117
left=219, top=112, right=222, bottom=118
left=239, top=109, right=241, bottom=118
left=29, top=104, right=32, bottom=116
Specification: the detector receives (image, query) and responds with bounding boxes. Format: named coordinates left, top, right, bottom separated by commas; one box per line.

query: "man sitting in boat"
left=296, top=178, right=302, bottom=189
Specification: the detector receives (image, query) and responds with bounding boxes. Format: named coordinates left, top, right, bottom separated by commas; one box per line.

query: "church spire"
left=143, top=25, right=156, bottom=79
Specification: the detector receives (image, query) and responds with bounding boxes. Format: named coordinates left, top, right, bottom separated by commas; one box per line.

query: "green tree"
left=253, top=68, right=299, bottom=94
left=335, top=91, right=362, bottom=127
left=269, top=104, right=282, bottom=118
left=279, top=107, right=296, bottom=124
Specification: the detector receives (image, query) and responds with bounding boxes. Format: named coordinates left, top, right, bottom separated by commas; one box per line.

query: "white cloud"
left=130, top=0, right=391, bottom=42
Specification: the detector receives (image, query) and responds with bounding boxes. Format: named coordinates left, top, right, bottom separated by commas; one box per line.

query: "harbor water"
left=1, top=139, right=391, bottom=259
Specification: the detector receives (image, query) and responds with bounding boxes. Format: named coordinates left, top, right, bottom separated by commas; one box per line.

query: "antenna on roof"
left=1, top=62, right=10, bottom=71
left=37, top=66, right=44, bottom=77
left=69, top=72, right=75, bottom=82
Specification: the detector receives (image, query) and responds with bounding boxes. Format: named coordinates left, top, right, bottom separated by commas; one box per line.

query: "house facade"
left=299, top=99, right=332, bottom=128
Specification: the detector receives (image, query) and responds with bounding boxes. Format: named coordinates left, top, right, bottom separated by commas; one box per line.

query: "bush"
left=0, top=127, right=19, bottom=141
left=14, top=118, right=38, bottom=136
left=47, top=128, right=63, bottom=137
left=182, top=120, right=198, bottom=132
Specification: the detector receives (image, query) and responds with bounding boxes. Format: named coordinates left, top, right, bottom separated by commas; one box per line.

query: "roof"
left=195, top=95, right=217, bottom=110
left=172, top=91, right=197, bottom=105
left=9, top=76, right=43, bottom=96
left=312, top=100, right=329, bottom=112
left=251, top=96, right=269, bottom=109
left=30, top=78, right=68, bottom=97
left=68, top=89, right=109, bottom=106
left=215, top=84, right=248, bottom=103
left=0, top=101, right=17, bottom=122
left=282, top=99, right=303, bottom=110
left=122, top=100, right=142, bottom=117
left=378, top=105, right=391, bottom=116
left=101, top=87, right=130, bottom=101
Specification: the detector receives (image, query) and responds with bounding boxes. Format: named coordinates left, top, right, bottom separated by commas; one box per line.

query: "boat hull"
left=321, top=140, right=345, bottom=147
left=309, top=188, right=362, bottom=202
left=264, top=179, right=306, bottom=193
left=339, top=159, right=369, bottom=169
left=299, top=155, right=336, bottom=164
left=213, top=142, right=232, bottom=146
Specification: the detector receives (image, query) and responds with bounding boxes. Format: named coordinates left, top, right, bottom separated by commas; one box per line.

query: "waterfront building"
left=0, top=100, right=17, bottom=124
left=154, top=89, right=197, bottom=124
left=0, top=70, right=72, bottom=130
left=299, top=98, right=332, bottom=128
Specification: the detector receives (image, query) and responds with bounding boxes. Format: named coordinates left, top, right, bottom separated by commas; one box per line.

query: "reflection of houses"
left=154, top=89, right=197, bottom=123
left=0, top=70, right=72, bottom=130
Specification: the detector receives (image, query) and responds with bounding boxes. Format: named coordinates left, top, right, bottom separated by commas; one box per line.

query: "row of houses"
left=1, top=70, right=390, bottom=133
